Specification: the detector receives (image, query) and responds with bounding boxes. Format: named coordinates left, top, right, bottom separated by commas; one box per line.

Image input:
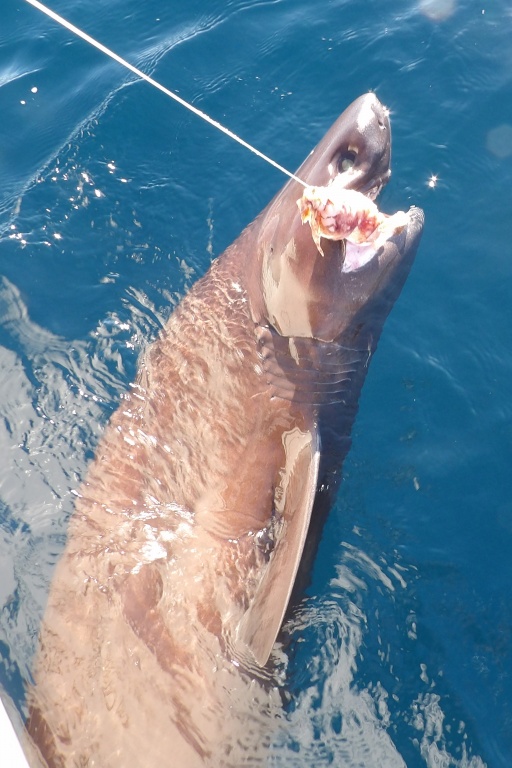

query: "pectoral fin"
left=236, top=425, right=320, bottom=667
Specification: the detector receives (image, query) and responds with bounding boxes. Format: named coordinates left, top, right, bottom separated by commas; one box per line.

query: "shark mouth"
left=297, top=176, right=410, bottom=271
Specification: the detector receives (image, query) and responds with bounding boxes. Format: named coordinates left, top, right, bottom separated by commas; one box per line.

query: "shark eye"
left=337, top=150, right=357, bottom=172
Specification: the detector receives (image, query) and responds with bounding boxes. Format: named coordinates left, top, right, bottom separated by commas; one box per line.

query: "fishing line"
left=25, top=0, right=306, bottom=186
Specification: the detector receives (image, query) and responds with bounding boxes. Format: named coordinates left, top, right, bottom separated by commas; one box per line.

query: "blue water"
left=1, top=0, right=511, bottom=765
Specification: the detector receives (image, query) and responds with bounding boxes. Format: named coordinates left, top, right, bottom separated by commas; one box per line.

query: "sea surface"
left=1, top=1, right=511, bottom=766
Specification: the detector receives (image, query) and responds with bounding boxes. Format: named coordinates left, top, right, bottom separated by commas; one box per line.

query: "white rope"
left=25, top=0, right=306, bottom=186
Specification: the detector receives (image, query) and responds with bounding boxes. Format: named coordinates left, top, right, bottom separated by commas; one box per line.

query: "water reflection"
left=486, top=124, right=512, bottom=159
left=419, top=0, right=457, bottom=23
left=274, top=543, right=486, bottom=766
